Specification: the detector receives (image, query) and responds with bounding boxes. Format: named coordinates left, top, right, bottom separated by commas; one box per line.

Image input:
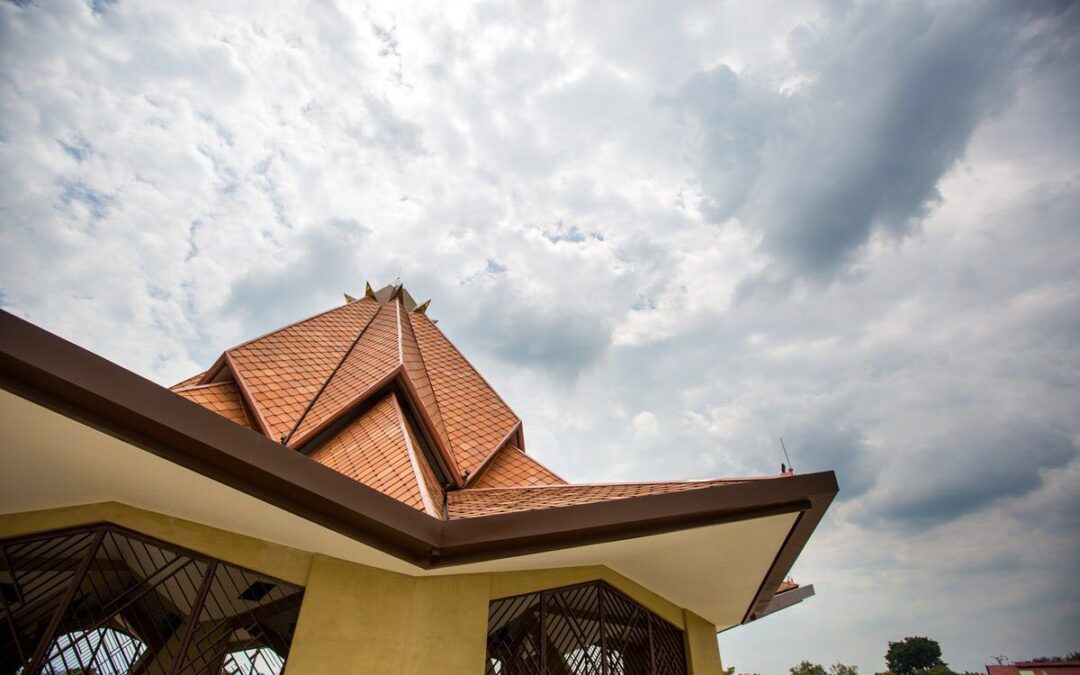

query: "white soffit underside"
left=0, top=389, right=795, bottom=628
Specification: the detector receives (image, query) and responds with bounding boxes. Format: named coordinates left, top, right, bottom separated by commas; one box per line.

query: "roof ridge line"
left=283, top=303, right=385, bottom=444
left=394, top=370, right=462, bottom=485
left=224, top=351, right=272, bottom=438
left=289, top=365, right=403, bottom=450
left=391, top=391, right=441, bottom=519
left=399, top=309, right=456, bottom=475
left=462, top=422, right=522, bottom=487
left=171, top=381, right=236, bottom=393
left=411, top=313, right=523, bottom=442
left=395, top=298, right=404, bottom=364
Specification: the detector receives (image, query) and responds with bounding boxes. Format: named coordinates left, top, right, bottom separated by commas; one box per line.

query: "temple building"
left=0, top=282, right=837, bottom=674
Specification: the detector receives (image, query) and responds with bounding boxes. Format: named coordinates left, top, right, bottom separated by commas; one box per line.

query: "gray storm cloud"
left=1, top=0, right=1078, bottom=671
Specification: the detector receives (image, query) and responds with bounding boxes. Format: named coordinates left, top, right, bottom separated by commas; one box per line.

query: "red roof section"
left=408, top=311, right=520, bottom=477
left=288, top=301, right=401, bottom=445
left=174, top=382, right=254, bottom=430
left=472, top=444, right=566, bottom=488
left=446, top=478, right=749, bottom=519
left=170, top=282, right=791, bottom=528
left=307, top=391, right=430, bottom=513
left=224, top=298, right=380, bottom=440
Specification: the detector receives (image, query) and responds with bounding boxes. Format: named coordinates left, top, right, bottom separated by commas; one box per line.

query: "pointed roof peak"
left=350, top=281, right=429, bottom=314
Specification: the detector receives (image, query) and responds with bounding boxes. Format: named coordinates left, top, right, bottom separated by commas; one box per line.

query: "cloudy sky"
left=2, top=0, right=1078, bottom=671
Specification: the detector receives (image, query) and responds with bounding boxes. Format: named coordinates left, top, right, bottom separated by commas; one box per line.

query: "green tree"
left=886, top=637, right=945, bottom=674
left=789, top=660, right=860, bottom=675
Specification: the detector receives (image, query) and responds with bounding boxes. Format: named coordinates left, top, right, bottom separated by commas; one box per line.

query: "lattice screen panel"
left=0, top=524, right=304, bottom=675
left=486, top=580, right=688, bottom=675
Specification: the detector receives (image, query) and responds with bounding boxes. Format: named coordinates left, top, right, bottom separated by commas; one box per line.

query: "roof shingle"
left=472, top=444, right=565, bottom=489
left=289, top=301, right=401, bottom=445
left=308, top=391, right=427, bottom=512
left=446, top=478, right=750, bottom=519
left=226, top=298, right=381, bottom=440
left=173, top=382, right=254, bottom=430
left=409, top=312, right=520, bottom=478
left=171, top=282, right=772, bottom=524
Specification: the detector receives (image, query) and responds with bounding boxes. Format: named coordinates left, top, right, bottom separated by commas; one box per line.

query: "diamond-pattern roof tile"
left=173, top=382, right=255, bottom=430
left=399, top=308, right=453, bottom=460
left=170, top=283, right=766, bottom=523
left=472, top=444, right=565, bottom=488
left=446, top=479, right=751, bottom=519
left=227, top=298, right=381, bottom=440
left=409, top=312, right=520, bottom=478
left=289, top=302, right=401, bottom=445
left=308, top=392, right=426, bottom=511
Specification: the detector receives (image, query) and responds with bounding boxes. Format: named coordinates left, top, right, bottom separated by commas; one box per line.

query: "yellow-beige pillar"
left=683, top=609, right=724, bottom=675
left=284, top=556, right=489, bottom=675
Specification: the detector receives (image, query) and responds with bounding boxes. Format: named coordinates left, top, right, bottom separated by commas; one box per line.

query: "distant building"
left=987, top=663, right=1080, bottom=675
left=0, top=282, right=837, bottom=674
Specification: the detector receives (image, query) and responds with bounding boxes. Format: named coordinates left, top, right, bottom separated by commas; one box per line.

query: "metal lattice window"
left=0, top=523, right=304, bottom=675
left=485, top=580, right=688, bottom=675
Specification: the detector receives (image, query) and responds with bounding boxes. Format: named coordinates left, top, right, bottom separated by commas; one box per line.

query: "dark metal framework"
left=0, top=523, right=304, bottom=675
left=485, top=581, right=688, bottom=675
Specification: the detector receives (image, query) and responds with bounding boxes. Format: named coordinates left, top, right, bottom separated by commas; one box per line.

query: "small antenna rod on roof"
left=779, top=436, right=793, bottom=473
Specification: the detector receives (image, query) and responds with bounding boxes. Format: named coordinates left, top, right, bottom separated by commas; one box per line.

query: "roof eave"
left=436, top=472, right=836, bottom=569
left=0, top=310, right=441, bottom=566
left=0, top=310, right=838, bottom=578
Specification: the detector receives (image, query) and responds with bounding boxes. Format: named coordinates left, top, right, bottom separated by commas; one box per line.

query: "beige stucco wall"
left=0, top=502, right=724, bottom=675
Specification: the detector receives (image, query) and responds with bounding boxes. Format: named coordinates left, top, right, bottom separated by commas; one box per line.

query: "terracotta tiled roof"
left=403, top=412, right=445, bottom=516
left=399, top=304, right=453, bottom=463
left=445, top=479, right=750, bottom=519
left=308, top=391, right=430, bottom=513
left=289, top=302, right=401, bottom=444
left=226, top=298, right=381, bottom=440
left=173, top=382, right=254, bottom=430
left=409, top=312, right=520, bottom=477
left=204, top=287, right=521, bottom=480
left=472, top=444, right=566, bottom=488
left=172, top=282, right=773, bottom=523
left=776, top=580, right=799, bottom=593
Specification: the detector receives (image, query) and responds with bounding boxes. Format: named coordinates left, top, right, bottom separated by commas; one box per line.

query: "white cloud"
left=2, top=0, right=1078, bottom=672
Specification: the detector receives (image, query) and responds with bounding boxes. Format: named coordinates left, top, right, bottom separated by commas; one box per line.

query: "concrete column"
left=284, top=556, right=489, bottom=675
left=684, top=610, right=724, bottom=675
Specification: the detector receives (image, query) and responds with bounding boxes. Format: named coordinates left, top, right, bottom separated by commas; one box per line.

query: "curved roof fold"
left=0, top=286, right=837, bottom=629
left=181, top=284, right=529, bottom=495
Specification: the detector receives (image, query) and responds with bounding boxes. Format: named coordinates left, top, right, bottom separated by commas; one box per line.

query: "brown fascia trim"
left=0, top=310, right=837, bottom=576
left=740, top=477, right=835, bottom=624
left=757, top=583, right=815, bottom=619
left=0, top=310, right=440, bottom=566
left=436, top=473, right=835, bottom=566
left=718, top=583, right=817, bottom=632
